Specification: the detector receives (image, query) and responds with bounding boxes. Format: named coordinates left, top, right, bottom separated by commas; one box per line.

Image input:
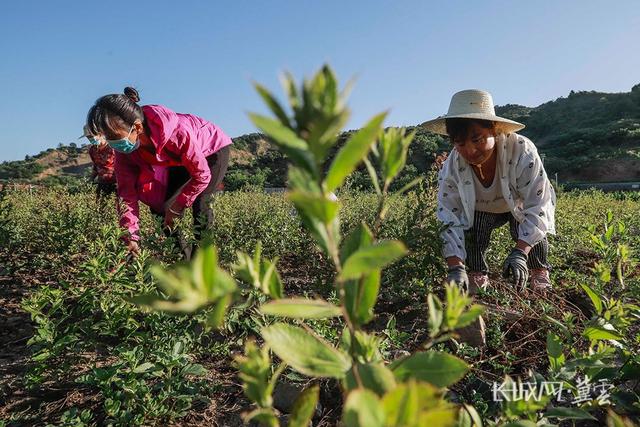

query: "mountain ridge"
left=2, top=84, right=639, bottom=186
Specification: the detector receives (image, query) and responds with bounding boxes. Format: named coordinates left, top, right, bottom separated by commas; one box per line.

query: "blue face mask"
left=87, top=136, right=101, bottom=145
left=107, top=125, right=140, bottom=154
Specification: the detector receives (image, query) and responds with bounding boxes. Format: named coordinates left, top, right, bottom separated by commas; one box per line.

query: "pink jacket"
left=115, top=104, right=233, bottom=242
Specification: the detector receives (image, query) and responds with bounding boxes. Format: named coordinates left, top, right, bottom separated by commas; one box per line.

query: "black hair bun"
left=124, top=87, right=140, bottom=103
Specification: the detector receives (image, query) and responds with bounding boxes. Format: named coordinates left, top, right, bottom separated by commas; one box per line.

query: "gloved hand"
left=502, top=248, right=529, bottom=288
left=446, top=264, right=469, bottom=292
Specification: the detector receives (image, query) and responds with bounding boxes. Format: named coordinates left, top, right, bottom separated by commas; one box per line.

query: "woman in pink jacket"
left=86, top=87, right=232, bottom=255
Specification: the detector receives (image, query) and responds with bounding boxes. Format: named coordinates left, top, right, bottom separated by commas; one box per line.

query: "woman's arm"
left=437, top=158, right=468, bottom=264
left=114, top=152, right=141, bottom=243
left=514, top=144, right=555, bottom=247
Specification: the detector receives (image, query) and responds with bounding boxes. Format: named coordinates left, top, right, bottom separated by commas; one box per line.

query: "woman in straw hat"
left=423, top=89, right=556, bottom=342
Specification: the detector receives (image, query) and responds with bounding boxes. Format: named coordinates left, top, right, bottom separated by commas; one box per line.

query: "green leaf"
left=320, top=65, right=338, bottom=110
left=262, top=258, right=284, bottom=299
left=197, top=244, right=216, bottom=295
left=290, top=195, right=339, bottom=256
left=590, top=235, right=607, bottom=251
left=254, top=82, right=291, bottom=128
left=595, top=262, right=612, bottom=283
left=543, top=314, right=571, bottom=339
left=564, top=357, right=617, bottom=371
left=344, top=362, right=397, bottom=396
left=605, top=224, right=615, bottom=242
left=347, top=331, right=384, bottom=364
left=443, top=283, right=473, bottom=330
left=343, top=389, right=385, bottom=427
left=620, top=361, right=640, bottom=381
left=289, top=191, right=340, bottom=224
left=363, top=156, right=382, bottom=195
left=281, top=71, right=299, bottom=110
left=379, top=128, right=415, bottom=185
left=249, top=113, right=307, bottom=150
left=132, top=362, right=156, bottom=374
left=129, top=291, right=204, bottom=313
left=340, top=223, right=374, bottom=264
left=288, top=167, right=322, bottom=193
left=458, top=403, right=483, bottom=427
left=148, top=264, right=184, bottom=295
left=545, top=407, right=597, bottom=420
left=340, top=241, right=407, bottom=281
left=249, top=113, right=317, bottom=177
left=619, top=243, right=630, bottom=260
left=325, top=112, right=387, bottom=192
left=546, top=332, right=565, bottom=371
left=260, top=298, right=342, bottom=319
left=206, top=294, right=232, bottom=330
left=607, top=410, right=633, bottom=427
left=382, top=382, right=418, bottom=426
left=341, top=223, right=380, bottom=326
left=583, top=326, right=624, bottom=342
left=132, top=246, right=236, bottom=315
left=181, top=363, right=208, bottom=377
left=455, top=305, right=486, bottom=329
left=501, top=422, right=537, bottom=427
left=234, top=248, right=262, bottom=290
left=427, top=294, right=443, bottom=338
left=173, top=341, right=184, bottom=355
left=288, top=384, right=319, bottom=427
left=307, top=113, right=351, bottom=160
left=208, top=268, right=237, bottom=300
left=234, top=242, right=283, bottom=299
left=243, top=408, right=279, bottom=427
left=580, top=283, right=603, bottom=315
left=391, top=351, right=469, bottom=387
left=344, top=269, right=381, bottom=326
left=417, top=408, right=457, bottom=427
left=261, top=323, right=351, bottom=378
left=234, top=340, right=274, bottom=408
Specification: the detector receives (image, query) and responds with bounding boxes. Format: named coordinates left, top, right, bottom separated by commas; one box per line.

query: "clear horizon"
left=1, top=0, right=639, bottom=161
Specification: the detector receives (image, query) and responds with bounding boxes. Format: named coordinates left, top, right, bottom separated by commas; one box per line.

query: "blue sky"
left=0, top=0, right=638, bottom=161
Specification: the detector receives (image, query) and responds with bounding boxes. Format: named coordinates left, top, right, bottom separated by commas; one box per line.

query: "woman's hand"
left=502, top=248, right=529, bottom=288
left=164, top=203, right=184, bottom=228
left=446, top=264, right=469, bottom=291
left=127, top=240, right=141, bottom=257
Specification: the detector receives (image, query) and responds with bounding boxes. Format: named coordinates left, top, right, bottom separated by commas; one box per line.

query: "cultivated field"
left=0, top=185, right=638, bottom=426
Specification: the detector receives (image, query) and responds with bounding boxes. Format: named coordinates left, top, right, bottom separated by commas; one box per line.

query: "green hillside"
left=497, top=83, right=640, bottom=182
left=2, top=83, right=639, bottom=187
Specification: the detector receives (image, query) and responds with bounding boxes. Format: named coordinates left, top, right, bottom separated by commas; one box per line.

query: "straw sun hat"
left=421, top=89, right=525, bottom=136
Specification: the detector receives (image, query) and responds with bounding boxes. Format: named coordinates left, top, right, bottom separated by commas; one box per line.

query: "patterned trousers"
left=164, top=145, right=230, bottom=242
left=464, top=210, right=550, bottom=273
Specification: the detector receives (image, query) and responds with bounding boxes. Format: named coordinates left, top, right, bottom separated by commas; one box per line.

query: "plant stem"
left=323, top=220, right=364, bottom=389
left=372, top=182, right=389, bottom=237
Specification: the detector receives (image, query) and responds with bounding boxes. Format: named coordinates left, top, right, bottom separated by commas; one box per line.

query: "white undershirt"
left=473, top=146, right=510, bottom=213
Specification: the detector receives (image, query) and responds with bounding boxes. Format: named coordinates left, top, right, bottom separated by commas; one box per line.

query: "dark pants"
left=164, top=146, right=230, bottom=242
left=465, top=210, right=550, bottom=274
left=96, top=181, right=116, bottom=202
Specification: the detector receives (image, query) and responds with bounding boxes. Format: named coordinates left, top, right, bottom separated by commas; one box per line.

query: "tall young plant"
left=585, top=210, right=634, bottom=289
left=235, top=65, right=483, bottom=426
left=132, top=65, right=484, bottom=426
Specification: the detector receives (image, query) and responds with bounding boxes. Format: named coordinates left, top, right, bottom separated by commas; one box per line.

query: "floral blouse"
left=437, top=133, right=556, bottom=261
